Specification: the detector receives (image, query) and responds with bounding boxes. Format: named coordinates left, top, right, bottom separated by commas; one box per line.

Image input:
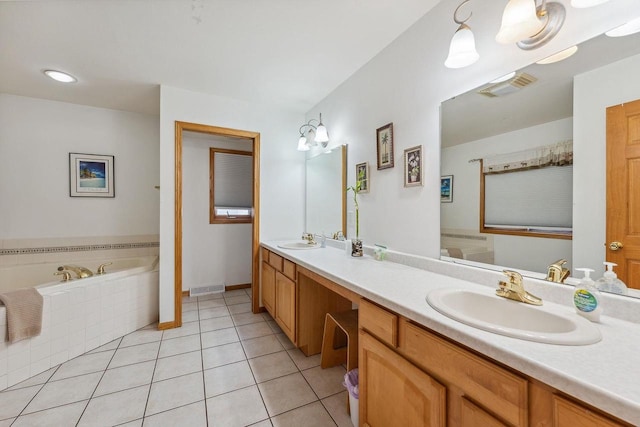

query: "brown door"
left=606, top=99, right=640, bottom=289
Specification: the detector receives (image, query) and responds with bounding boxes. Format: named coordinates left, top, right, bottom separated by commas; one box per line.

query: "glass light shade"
left=496, top=0, right=545, bottom=44
left=444, top=25, right=480, bottom=69
left=536, top=45, right=578, bottom=64
left=297, top=136, right=310, bottom=151
left=314, top=124, right=329, bottom=143
left=570, top=0, right=610, bottom=7
left=606, top=17, right=640, bottom=38
left=43, top=70, right=77, bottom=83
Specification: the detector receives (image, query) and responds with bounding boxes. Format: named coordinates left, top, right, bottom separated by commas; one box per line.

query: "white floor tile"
left=158, top=334, right=201, bottom=358
left=0, top=384, right=42, bottom=420
left=198, top=299, right=226, bottom=310
left=0, top=419, right=14, bottom=427
left=242, top=335, right=285, bottom=359
left=23, top=372, right=102, bottom=414
left=224, top=295, right=251, bottom=306
left=78, top=384, right=149, bottom=427
left=200, top=316, right=234, bottom=333
left=142, top=401, right=207, bottom=427
left=236, top=322, right=273, bottom=340
left=201, top=327, right=239, bottom=349
left=271, top=401, right=337, bottom=427
left=153, top=350, right=202, bottom=382
left=301, top=365, right=347, bottom=399
left=204, top=360, right=255, bottom=398
left=199, top=306, right=230, bottom=320
left=257, top=373, right=317, bottom=417
left=49, top=350, right=114, bottom=381
left=248, top=351, right=298, bottom=383
left=227, top=302, right=252, bottom=314
left=232, top=312, right=268, bottom=326
left=11, top=401, right=87, bottom=427
left=161, top=321, right=200, bottom=340
left=7, top=366, right=57, bottom=391
left=87, top=337, right=121, bottom=354
left=120, top=328, right=163, bottom=348
left=182, top=309, right=199, bottom=323
left=287, top=348, right=321, bottom=371
left=146, top=372, right=204, bottom=416
left=202, top=342, right=246, bottom=370
left=206, top=385, right=268, bottom=427
left=94, top=360, right=155, bottom=397
left=109, top=341, right=160, bottom=369
left=321, top=391, right=353, bottom=427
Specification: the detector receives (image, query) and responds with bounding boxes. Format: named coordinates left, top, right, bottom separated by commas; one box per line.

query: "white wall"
left=305, top=0, right=640, bottom=258
left=159, top=86, right=304, bottom=323
left=182, top=133, right=253, bottom=291
left=0, top=94, right=159, bottom=239
left=574, top=52, right=640, bottom=277
left=441, top=118, right=573, bottom=272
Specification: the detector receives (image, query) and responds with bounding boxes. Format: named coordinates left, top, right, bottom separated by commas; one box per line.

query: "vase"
left=410, top=175, right=417, bottom=182
left=351, top=238, right=363, bottom=257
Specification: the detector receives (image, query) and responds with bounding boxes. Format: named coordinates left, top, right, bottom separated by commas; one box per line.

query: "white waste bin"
left=344, top=369, right=359, bottom=427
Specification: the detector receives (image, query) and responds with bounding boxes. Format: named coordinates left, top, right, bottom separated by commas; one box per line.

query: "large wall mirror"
left=305, top=145, right=347, bottom=237
left=440, top=29, right=640, bottom=298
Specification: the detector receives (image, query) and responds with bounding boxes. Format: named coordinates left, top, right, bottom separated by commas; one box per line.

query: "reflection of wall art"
left=69, top=153, right=115, bottom=198
left=441, top=175, right=453, bottom=202
left=376, top=122, right=394, bottom=170
left=404, top=145, right=423, bottom=187
left=356, top=162, right=369, bottom=193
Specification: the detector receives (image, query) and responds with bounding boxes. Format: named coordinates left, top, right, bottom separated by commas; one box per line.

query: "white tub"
left=0, top=256, right=159, bottom=391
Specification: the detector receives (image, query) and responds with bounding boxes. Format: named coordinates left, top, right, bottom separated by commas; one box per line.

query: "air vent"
left=478, top=73, right=538, bottom=98
left=189, top=284, right=225, bottom=297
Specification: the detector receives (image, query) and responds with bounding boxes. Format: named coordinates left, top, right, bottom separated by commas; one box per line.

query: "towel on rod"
left=0, top=288, right=44, bottom=343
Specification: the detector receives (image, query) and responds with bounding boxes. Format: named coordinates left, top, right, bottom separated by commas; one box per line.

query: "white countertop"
left=263, top=241, right=640, bottom=425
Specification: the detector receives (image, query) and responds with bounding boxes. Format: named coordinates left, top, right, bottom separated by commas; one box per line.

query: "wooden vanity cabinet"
left=260, top=248, right=296, bottom=344
left=275, top=270, right=296, bottom=340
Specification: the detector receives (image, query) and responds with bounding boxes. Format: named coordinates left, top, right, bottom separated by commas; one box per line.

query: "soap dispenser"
left=573, top=268, right=602, bottom=322
left=596, top=262, right=628, bottom=295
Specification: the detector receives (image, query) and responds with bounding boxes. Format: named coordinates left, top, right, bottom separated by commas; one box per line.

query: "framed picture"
left=69, top=153, right=115, bottom=198
left=376, top=122, right=394, bottom=170
left=403, top=145, right=423, bottom=187
left=441, top=175, right=453, bottom=202
left=356, top=162, right=369, bottom=193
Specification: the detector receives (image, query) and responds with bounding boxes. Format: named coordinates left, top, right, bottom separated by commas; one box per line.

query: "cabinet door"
left=553, top=395, right=626, bottom=427
left=261, top=261, right=276, bottom=316
left=461, top=398, right=507, bottom=427
left=275, top=271, right=296, bottom=343
left=360, top=331, right=446, bottom=427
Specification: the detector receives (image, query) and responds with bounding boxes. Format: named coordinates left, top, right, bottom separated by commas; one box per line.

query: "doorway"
left=173, top=121, right=261, bottom=328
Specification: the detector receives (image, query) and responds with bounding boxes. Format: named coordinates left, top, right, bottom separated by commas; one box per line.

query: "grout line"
left=8, top=364, right=63, bottom=422
left=196, top=296, right=210, bottom=426
left=139, top=330, right=162, bottom=424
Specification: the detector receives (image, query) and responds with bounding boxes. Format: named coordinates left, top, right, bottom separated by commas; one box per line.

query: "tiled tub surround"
left=264, top=240, right=640, bottom=425
left=0, top=262, right=159, bottom=391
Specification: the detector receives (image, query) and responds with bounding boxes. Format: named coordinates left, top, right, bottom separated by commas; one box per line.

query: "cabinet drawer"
left=553, top=395, right=625, bottom=427
left=283, top=259, right=296, bottom=281
left=400, top=319, right=527, bottom=426
left=261, top=247, right=269, bottom=262
left=268, top=252, right=283, bottom=271
left=359, top=299, right=398, bottom=347
left=461, top=397, right=507, bottom=427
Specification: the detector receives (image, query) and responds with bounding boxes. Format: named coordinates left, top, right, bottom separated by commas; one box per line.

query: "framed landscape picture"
left=376, top=122, right=394, bottom=170
left=69, top=153, right=115, bottom=198
left=356, top=161, right=369, bottom=193
left=404, top=145, right=423, bottom=187
left=441, top=175, right=453, bottom=202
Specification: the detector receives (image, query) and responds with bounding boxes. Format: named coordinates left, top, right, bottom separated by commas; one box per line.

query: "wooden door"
left=359, top=331, right=446, bottom=427
left=275, top=271, right=296, bottom=342
left=607, top=100, right=640, bottom=289
left=261, top=262, right=276, bottom=316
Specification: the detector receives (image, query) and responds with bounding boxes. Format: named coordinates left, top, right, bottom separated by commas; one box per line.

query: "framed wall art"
left=356, top=161, right=369, bottom=193
left=376, top=122, right=394, bottom=170
left=441, top=175, right=453, bottom=202
left=403, top=145, right=423, bottom=187
left=69, top=153, right=115, bottom=198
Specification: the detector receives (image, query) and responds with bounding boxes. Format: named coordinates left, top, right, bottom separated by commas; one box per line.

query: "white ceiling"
left=0, top=0, right=444, bottom=115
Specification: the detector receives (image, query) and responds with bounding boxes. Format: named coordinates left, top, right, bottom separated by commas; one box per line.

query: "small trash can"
left=343, top=369, right=359, bottom=427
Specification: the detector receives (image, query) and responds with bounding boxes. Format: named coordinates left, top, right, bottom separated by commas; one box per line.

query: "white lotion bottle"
left=573, top=268, right=602, bottom=322
left=596, top=262, right=628, bottom=295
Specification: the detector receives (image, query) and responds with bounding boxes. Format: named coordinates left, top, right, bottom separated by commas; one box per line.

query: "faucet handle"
left=54, top=271, right=72, bottom=282
left=502, top=270, right=523, bottom=288
left=97, top=262, right=112, bottom=275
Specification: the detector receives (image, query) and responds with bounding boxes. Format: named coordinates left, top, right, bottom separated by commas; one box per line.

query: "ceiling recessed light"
left=536, top=45, right=578, bottom=65
left=605, top=17, right=640, bottom=38
left=43, top=70, right=77, bottom=83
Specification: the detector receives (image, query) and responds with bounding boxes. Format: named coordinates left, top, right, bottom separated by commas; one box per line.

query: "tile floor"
left=0, top=289, right=354, bottom=426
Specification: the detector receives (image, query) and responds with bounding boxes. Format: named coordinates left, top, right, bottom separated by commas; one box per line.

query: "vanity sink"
left=277, top=241, right=321, bottom=250
left=426, top=288, right=602, bottom=345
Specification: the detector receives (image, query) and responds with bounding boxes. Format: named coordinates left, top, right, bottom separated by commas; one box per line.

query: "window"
left=210, top=148, right=253, bottom=224
left=479, top=141, right=573, bottom=240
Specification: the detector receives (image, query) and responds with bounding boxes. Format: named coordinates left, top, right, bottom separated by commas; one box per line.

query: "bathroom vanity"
left=260, top=242, right=640, bottom=426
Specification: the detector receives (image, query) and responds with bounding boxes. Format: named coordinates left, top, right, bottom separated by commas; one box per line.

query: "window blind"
left=213, top=152, right=253, bottom=208
left=484, top=165, right=572, bottom=231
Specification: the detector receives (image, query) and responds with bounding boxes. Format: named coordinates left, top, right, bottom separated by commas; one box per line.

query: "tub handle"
left=97, top=262, right=113, bottom=275
left=54, top=271, right=72, bottom=282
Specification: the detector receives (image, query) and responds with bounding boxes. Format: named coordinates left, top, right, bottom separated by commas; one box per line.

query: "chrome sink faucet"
left=496, top=270, right=542, bottom=306
left=58, top=264, right=93, bottom=279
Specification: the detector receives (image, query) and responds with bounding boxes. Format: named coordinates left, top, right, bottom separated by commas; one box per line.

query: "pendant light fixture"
left=496, top=0, right=566, bottom=50
left=606, top=16, right=640, bottom=38
left=297, top=113, right=330, bottom=151
left=444, top=0, right=479, bottom=69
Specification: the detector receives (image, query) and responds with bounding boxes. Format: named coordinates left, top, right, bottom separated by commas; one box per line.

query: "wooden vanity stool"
left=320, top=310, right=359, bottom=372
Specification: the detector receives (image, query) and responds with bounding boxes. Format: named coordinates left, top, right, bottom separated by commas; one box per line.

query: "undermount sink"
left=277, top=241, right=321, bottom=250
left=426, top=288, right=602, bottom=345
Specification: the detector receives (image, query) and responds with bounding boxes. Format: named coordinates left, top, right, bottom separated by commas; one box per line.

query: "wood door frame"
left=173, top=121, right=261, bottom=328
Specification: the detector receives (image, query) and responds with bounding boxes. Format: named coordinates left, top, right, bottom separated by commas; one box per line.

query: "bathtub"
left=0, top=256, right=159, bottom=391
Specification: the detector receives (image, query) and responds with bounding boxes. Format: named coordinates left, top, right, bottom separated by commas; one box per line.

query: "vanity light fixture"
left=297, top=113, right=329, bottom=151
left=536, top=45, right=578, bottom=64
left=570, top=0, right=610, bottom=7
left=496, top=0, right=566, bottom=50
left=444, top=0, right=479, bottom=69
left=43, top=69, right=77, bottom=83
left=605, top=16, right=640, bottom=38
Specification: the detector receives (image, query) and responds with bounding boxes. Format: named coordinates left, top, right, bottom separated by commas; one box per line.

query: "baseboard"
left=158, top=321, right=177, bottom=330
left=225, top=283, right=251, bottom=291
